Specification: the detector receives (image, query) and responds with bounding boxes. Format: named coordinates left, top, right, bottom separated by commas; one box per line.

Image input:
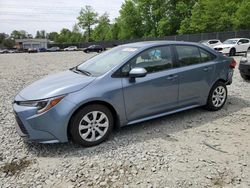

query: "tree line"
left=1, top=0, right=250, bottom=48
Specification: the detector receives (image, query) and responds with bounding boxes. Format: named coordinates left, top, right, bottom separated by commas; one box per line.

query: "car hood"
left=214, top=44, right=235, bottom=48
left=18, top=70, right=96, bottom=100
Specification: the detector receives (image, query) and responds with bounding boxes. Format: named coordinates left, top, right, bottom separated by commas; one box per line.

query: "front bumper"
left=239, top=63, right=250, bottom=76
left=214, top=48, right=231, bottom=54
left=13, top=95, right=76, bottom=143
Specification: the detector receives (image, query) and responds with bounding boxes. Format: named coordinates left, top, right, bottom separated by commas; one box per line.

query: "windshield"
left=223, top=39, right=238, bottom=44
left=77, top=46, right=139, bottom=76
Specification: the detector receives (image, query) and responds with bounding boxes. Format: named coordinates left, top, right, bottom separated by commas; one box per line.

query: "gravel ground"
left=0, top=52, right=249, bottom=188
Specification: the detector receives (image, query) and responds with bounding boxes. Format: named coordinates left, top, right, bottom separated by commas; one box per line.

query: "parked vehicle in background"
left=83, top=45, right=105, bottom=53
left=239, top=50, right=250, bottom=80
left=28, top=48, right=38, bottom=53
left=64, top=46, right=77, bottom=51
left=13, top=41, right=236, bottom=146
left=199, top=39, right=222, bottom=48
left=39, top=48, right=47, bottom=52
left=0, top=49, right=7, bottom=53
left=214, top=38, right=250, bottom=56
left=47, top=46, right=60, bottom=52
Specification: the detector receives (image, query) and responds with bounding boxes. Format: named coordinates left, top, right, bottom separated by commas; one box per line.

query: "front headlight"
left=17, top=95, right=65, bottom=114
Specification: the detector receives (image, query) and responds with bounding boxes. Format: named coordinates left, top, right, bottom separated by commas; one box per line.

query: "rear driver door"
left=174, top=45, right=216, bottom=107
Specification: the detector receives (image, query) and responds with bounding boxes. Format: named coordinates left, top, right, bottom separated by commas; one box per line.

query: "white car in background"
left=199, top=39, right=222, bottom=48
left=64, top=46, right=78, bottom=51
left=214, top=38, right=250, bottom=56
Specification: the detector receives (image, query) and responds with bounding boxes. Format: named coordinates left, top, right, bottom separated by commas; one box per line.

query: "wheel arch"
left=67, top=100, right=120, bottom=140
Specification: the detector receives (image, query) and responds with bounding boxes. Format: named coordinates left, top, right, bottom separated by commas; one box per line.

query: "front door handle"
left=203, top=67, right=211, bottom=72
left=166, top=75, right=178, bottom=80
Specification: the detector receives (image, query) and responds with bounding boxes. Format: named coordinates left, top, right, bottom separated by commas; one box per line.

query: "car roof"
left=226, top=38, right=249, bottom=40
left=122, top=40, right=203, bottom=48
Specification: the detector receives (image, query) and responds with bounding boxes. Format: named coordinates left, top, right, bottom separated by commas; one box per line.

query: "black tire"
left=205, top=81, right=227, bottom=111
left=229, top=48, right=236, bottom=56
left=241, top=73, right=250, bottom=80
left=69, top=104, right=114, bottom=147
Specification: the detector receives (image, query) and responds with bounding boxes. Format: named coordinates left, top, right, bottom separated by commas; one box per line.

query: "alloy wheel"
left=212, top=86, right=226, bottom=108
left=78, top=111, right=109, bottom=142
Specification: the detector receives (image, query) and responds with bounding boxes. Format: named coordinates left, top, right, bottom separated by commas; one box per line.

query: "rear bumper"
left=239, top=63, right=250, bottom=76
left=226, top=69, right=234, bottom=85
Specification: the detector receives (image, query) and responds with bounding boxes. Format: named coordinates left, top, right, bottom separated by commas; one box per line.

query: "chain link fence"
left=49, top=30, right=250, bottom=49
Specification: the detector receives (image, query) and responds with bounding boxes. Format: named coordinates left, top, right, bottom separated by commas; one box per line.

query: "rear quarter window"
left=199, top=48, right=216, bottom=62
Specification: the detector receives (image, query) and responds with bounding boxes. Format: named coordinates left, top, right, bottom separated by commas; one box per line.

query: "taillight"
left=230, top=59, right=237, bottom=69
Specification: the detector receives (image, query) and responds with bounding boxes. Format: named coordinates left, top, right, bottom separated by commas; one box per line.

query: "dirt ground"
left=0, top=52, right=249, bottom=188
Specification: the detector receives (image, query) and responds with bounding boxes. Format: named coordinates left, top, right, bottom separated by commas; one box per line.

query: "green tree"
left=47, top=32, right=59, bottom=41
left=92, top=13, right=112, bottom=41
left=179, top=0, right=240, bottom=34
left=111, top=21, right=121, bottom=40
left=3, top=38, right=14, bottom=48
left=77, top=5, right=98, bottom=41
left=233, top=0, right=250, bottom=30
left=10, top=30, right=27, bottom=39
left=168, top=0, right=197, bottom=35
left=118, top=0, right=143, bottom=39
left=35, top=31, right=41, bottom=38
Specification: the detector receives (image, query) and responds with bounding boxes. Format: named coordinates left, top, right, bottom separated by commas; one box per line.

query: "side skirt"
left=126, top=104, right=201, bottom=126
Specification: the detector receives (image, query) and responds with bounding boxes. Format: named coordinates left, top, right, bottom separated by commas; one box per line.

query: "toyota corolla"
left=13, top=41, right=236, bottom=146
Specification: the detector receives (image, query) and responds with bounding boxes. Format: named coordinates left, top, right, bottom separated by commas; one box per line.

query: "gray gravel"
left=0, top=52, right=249, bottom=188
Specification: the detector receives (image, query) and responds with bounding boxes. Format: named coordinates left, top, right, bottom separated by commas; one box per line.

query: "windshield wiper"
left=71, top=67, right=92, bottom=76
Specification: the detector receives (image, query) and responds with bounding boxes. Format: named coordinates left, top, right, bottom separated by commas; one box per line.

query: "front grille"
left=15, top=114, right=28, bottom=135
left=214, top=48, right=223, bottom=51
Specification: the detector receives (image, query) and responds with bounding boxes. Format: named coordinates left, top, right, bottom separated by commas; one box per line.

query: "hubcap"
left=79, top=111, right=109, bottom=142
left=212, top=86, right=226, bottom=108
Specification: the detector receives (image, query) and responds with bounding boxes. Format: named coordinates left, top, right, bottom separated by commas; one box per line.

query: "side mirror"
left=129, top=67, right=147, bottom=82
left=238, top=42, right=242, bottom=45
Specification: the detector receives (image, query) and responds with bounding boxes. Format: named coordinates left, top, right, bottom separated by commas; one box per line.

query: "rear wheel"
left=205, top=81, right=227, bottom=111
left=229, top=48, right=236, bottom=56
left=69, top=104, right=114, bottom=147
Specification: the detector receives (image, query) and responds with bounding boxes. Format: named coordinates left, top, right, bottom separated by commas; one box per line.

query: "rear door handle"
left=166, top=75, right=178, bottom=80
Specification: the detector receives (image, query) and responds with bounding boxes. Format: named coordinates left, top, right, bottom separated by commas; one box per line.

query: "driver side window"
left=122, top=46, right=173, bottom=75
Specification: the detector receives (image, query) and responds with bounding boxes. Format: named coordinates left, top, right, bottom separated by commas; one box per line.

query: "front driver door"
left=121, top=46, right=179, bottom=122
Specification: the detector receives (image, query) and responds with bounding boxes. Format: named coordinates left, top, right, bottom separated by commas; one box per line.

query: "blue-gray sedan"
left=13, top=41, right=236, bottom=146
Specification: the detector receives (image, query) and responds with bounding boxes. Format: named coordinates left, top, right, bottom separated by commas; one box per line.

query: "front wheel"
left=205, top=82, right=227, bottom=111
left=229, top=48, right=236, bottom=56
left=69, top=104, right=114, bottom=147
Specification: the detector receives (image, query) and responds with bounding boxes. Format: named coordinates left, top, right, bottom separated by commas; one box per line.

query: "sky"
left=0, top=0, right=124, bottom=36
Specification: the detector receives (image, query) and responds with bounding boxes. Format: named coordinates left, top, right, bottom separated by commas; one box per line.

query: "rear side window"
left=175, top=45, right=216, bottom=66
left=175, top=45, right=200, bottom=66
left=242, top=39, right=249, bottom=44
